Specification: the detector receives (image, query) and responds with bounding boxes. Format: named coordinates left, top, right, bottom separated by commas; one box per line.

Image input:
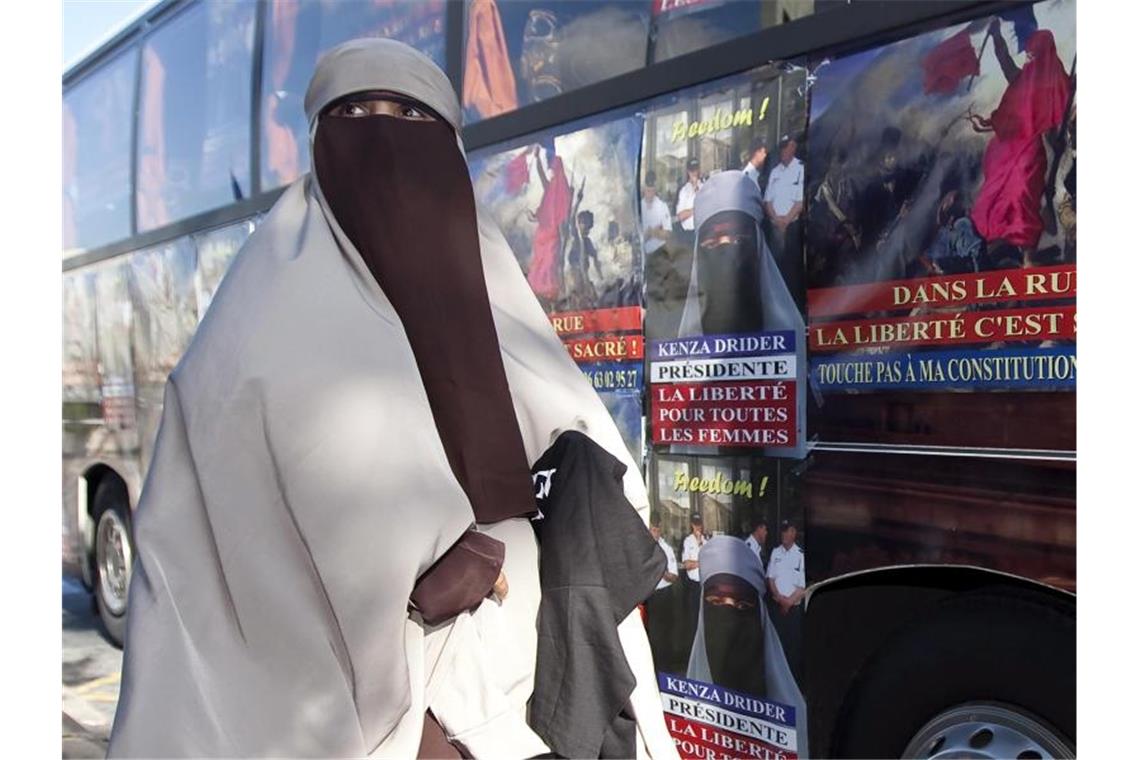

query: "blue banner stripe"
left=650, top=330, right=796, bottom=361
left=811, top=346, right=1076, bottom=391
left=656, top=672, right=796, bottom=727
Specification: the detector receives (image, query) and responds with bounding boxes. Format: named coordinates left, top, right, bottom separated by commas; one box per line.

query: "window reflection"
left=651, top=0, right=763, bottom=64
left=63, top=50, right=135, bottom=253
left=127, top=239, right=200, bottom=462
left=655, top=458, right=693, bottom=545
left=136, top=0, right=255, bottom=232
left=650, top=1, right=843, bottom=64
left=261, top=0, right=448, bottom=191
left=93, top=262, right=137, bottom=436
left=192, top=220, right=256, bottom=321
left=63, top=272, right=101, bottom=404
left=463, top=1, right=650, bottom=123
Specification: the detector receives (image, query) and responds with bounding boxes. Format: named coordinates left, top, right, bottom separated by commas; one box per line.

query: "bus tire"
left=832, top=591, right=1075, bottom=759
left=92, top=478, right=134, bottom=648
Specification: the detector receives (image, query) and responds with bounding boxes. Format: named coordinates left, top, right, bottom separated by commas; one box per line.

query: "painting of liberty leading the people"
left=806, top=0, right=1075, bottom=290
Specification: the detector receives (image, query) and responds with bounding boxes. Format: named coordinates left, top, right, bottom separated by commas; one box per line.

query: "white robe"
left=108, top=38, right=678, bottom=760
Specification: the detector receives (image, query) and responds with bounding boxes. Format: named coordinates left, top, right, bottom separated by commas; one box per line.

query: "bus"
left=62, top=1, right=1075, bottom=757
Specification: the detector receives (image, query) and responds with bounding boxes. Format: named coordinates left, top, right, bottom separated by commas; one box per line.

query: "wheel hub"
left=96, top=509, right=132, bottom=616
left=903, top=702, right=1073, bottom=759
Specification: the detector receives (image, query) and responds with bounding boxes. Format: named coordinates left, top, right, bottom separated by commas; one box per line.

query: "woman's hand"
left=492, top=571, right=509, bottom=602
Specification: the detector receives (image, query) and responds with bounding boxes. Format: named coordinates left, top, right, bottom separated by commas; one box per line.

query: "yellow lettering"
left=756, top=96, right=769, bottom=122
left=673, top=470, right=688, bottom=492
left=671, top=120, right=687, bottom=143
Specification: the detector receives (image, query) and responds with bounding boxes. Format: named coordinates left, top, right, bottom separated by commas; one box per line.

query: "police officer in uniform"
left=679, top=513, right=707, bottom=668
left=744, top=518, right=769, bottom=575
left=644, top=513, right=682, bottom=673
left=766, top=520, right=805, bottom=683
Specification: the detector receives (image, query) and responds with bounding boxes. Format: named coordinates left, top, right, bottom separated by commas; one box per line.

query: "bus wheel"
left=93, top=478, right=133, bottom=647
left=902, top=702, right=1072, bottom=759
left=834, top=592, right=1074, bottom=758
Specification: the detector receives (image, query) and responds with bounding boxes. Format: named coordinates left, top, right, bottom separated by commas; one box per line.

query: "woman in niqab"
left=107, top=38, right=675, bottom=760
left=686, top=536, right=809, bottom=753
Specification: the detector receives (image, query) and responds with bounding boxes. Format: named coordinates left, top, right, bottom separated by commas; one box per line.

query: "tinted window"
left=650, top=0, right=845, bottom=64
left=127, top=240, right=200, bottom=391
left=63, top=50, right=136, bottom=253
left=93, top=261, right=138, bottom=439
left=260, top=0, right=448, bottom=190
left=63, top=271, right=101, bottom=405
left=128, top=239, right=200, bottom=458
left=193, top=219, right=256, bottom=320
left=137, top=0, right=255, bottom=232
left=462, top=1, right=650, bottom=123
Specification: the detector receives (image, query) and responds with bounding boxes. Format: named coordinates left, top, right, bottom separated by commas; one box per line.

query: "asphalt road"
left=62, top=576, right=121, bottom=758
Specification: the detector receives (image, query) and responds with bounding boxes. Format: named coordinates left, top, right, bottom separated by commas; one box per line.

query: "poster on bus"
left=638, top=62, right=809, bottom=457
left=805, top=0, right=1076, bottom=393
left=646, top=453, right=808, bottom=758
left=469, top=109, right=646, bottom=464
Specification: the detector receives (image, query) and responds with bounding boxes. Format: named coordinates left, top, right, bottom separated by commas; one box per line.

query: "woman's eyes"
left=704, top=594, right=756, bottom=611
left=338, top=102, right=432, bottom=120
left=400, top=105, right=430, bottom=120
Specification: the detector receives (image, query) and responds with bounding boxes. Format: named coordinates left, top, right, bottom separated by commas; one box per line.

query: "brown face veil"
left=313, top=100, right=535, bottom=524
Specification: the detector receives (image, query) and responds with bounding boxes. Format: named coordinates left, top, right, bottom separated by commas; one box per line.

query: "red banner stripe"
left=549, top=306, right=642, bottom=336
left=652, top=381, right=795, bottom=410
left=807, top=265, right=1076, bottom=318
left=652, top=421, right=796, bottom=448
left=810, top=305, right=1076, bottom=353
left=564, top=334, right=645, bottom=363
left=664, top=714, right=797, bottom=760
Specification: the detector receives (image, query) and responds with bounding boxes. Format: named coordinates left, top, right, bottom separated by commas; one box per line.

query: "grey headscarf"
left=676, top=170, right=807, bottom=457
left=108, top=38, right=666, bottom=758
left=686, top=536, right=808, bottom=754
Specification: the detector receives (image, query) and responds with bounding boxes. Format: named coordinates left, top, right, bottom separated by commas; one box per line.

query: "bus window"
left=192, top=220, right=256, bottom=320
left=136, top=0, right=256, bottom=233
left=649, top=0, right=827, bottom=64
left=63, top=49, right=135, bottom=254
left=63, top=271, right=101, bottom=408
left=260, top=0, right=448, bottom=191
left=462, top=1, right=650, bottom=124
left=93, top=261, right=138, bottom=443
